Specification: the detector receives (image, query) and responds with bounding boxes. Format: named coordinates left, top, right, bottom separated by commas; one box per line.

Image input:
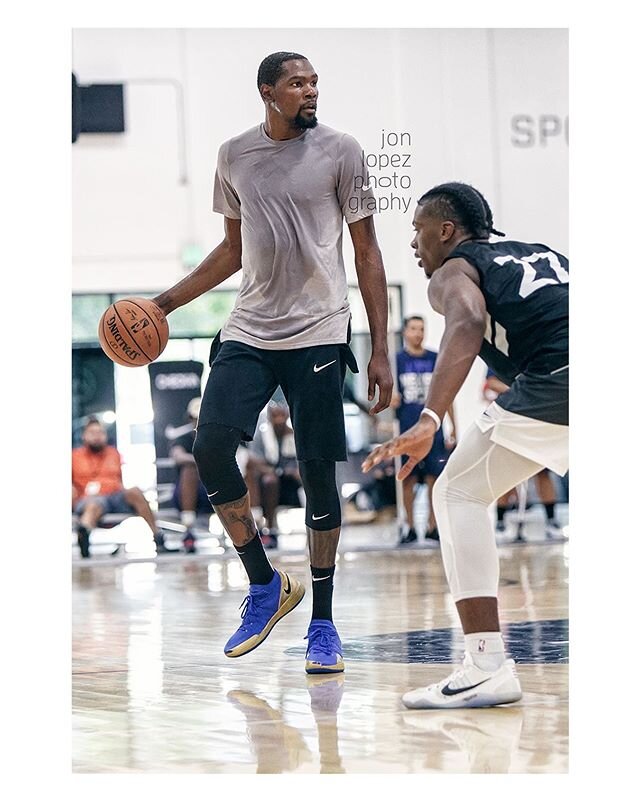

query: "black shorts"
left=497, top=366, right=569, bottom=426
left=199, top=333, right=359, bottom=462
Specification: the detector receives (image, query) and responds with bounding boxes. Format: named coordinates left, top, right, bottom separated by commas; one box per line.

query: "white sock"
left=464, top=632, right=506, bottom=672
left=181, top=510, right=196, bottom=528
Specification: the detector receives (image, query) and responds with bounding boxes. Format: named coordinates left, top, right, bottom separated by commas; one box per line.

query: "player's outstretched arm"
left=348, top=216, right=394, bottom=414
left=363, top=259, right=486, bottom=479
left=152, top=217, right=242, bottom=315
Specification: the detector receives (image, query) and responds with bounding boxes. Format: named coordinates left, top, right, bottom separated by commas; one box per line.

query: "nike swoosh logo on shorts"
left=207, top=490, right=219, bottom=497
left=283, top=574, right=291, bottom=594
left=441, top=678, right=492, bottom=696
left=312, top=513, right=330, bottom=521
left=313, top=360, right=337, bottom=373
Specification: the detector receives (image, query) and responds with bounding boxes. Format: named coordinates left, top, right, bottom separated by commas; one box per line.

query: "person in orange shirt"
left=72, top=417, right=167, bottom=558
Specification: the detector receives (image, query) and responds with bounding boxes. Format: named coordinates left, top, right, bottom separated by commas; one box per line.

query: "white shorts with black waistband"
left=476, top=402, right=569, bottom=477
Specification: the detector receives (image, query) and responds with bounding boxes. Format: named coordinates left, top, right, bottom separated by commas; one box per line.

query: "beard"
left=87, top=442, right=106, bottom=453
left=294, top=111, right=318, bottom=129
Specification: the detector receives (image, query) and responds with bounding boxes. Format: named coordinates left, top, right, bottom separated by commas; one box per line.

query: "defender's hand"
left=362, top=417, right=438, bottom=480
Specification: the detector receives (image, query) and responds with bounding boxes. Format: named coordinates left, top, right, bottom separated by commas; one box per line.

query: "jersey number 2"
left=494, top=251, right=569, bottom=299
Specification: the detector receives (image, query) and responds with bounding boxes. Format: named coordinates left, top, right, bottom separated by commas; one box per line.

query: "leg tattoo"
left=214, top=493, right=258, bottom=547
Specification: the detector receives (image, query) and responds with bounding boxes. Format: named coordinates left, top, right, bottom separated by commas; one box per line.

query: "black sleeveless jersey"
left=444, top=239, right=569, bottom=384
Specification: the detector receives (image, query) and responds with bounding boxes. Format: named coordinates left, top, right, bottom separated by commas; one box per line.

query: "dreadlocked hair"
left=417, top=182, right=505, bottom=238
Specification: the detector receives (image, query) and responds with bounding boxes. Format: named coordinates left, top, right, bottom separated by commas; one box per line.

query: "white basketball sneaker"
left=402, top=653, right=523, bottom=710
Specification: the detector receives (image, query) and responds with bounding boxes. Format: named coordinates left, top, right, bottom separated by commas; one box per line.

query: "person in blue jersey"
left=393, top=316, right=457, bottom=544
left=364, top=182, right=568, bottom=709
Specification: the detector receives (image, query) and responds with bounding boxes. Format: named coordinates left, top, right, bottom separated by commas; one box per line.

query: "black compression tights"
left=299, top=459, right=341, bottom=531
left=193, top=424, right=341, bottom=531
left=192, top=423, right=247, bottom=504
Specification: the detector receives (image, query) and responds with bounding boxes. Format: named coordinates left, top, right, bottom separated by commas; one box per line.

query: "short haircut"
left=418, top=182, right=505, bottom=238
left=257, top=51, right=308, bottom=92
left=403, top=315, right=424, bottom=328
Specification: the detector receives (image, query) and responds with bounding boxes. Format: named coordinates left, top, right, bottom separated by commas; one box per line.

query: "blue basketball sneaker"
left=304, top=619, right=345, bottom=674
left=224, top=570, right=305, bottom=658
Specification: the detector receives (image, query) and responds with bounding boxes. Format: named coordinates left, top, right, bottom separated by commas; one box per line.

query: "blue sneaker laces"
left=305, top=624, right=341, bottom=655
left=238, top=594, right=254, bottom=627
left=237, top=583, right=274, bottom=631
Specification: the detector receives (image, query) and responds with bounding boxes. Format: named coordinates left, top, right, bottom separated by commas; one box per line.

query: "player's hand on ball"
left=98, top=297, right=169, bottom=367
left=362, top=417, right=437, bottom=480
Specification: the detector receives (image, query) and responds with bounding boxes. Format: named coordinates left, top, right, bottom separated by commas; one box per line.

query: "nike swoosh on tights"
left=441, top=677, right=492, bottom=696
left=313, top=360, right=337, bottom=373
left=312, top=575, right=331, bottom=582
left=312, top=513, right=330, bottom=521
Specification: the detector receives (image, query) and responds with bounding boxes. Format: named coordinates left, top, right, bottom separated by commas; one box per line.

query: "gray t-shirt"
left=213, top=123, right=376, bottom=349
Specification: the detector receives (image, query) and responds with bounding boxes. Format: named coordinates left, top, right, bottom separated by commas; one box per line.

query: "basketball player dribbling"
left=364, top=183, right=569, bottom=708
left=152, top=52, right=393, bottom=674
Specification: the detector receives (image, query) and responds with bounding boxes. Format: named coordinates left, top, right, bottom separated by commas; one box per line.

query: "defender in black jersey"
left=364, top=182, right=568, bottom=709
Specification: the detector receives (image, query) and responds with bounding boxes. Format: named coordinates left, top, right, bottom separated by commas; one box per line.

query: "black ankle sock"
left=311, top=565, right=335, bottom=621
left=235, top=534, right=275, bottom=585
left=544, top=503, right=556, bottom=521
left=497, top=506, right=506, bottom=522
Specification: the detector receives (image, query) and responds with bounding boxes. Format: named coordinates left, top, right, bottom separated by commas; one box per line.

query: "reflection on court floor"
left=73, top=541, right=569, bottom=773
left=285, top=618, right=568, bottom=664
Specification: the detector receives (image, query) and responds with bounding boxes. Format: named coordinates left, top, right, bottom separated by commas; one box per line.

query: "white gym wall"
left=72, top=27, right=568, bottom=432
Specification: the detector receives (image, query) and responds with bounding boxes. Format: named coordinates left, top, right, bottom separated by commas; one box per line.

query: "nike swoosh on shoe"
left=441, top=678, right=492, bottom=696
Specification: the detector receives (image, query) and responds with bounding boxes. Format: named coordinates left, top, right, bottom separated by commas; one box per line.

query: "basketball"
left=98, top=297, right=169, bottom=367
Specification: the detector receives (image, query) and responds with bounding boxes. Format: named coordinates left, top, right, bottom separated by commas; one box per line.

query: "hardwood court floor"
left=72, top=538, right=568, bottom=773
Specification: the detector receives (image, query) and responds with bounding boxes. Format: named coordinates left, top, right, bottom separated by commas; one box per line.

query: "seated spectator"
left=167, top=398, right=211, bottom=553
left=72, top=417, right=169, bottom=558
left=245, top=402, right=302, bottom=549
left=345, top=455, right=397, bottom=521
